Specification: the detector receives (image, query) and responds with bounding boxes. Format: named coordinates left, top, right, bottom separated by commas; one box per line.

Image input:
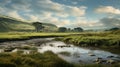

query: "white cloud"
left=66, top=6, right=86, bottom=16
left=32, top=0, right=87, bottom=17
left=71, top=17, right=103, bottom=28
left=0, top=7, right=4, bottom=13
left=7, top=11, right=25, bottom=21
left=95, top=6, right=120, bottom=14
left=28, top=15, right=39, bottom=21
left=42, top=12, right=52, bottom=18
left=0, top=0, right=87, bottom=19
left=0, top=0, right=89, bottom=29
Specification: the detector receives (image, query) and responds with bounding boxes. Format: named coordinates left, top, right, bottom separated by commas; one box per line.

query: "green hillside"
left=0, top=15, right=57, bottom=32
left=42, top=23, right=58, bottom=32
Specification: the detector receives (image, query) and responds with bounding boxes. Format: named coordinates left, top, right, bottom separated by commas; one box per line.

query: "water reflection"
left=38, top=40, right=120, bottom=64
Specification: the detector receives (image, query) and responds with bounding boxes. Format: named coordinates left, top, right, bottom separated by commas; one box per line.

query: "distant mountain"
left=0, top=15, right=57, bottom=32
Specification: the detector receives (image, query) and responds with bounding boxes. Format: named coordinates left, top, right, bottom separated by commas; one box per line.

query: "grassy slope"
left=42, top=23, right=58, bottom=32
left=0, top=15, right=57, bottom=32
left=0, top=16, right=35, bottom=32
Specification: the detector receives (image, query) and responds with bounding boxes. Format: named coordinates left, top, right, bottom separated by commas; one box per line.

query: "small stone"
left=49, top=44, right=54, bottom=47
left=107, top=59, right=115, bottom=64
left=93, top=57, right=104, bottom=64
left=79, top=60, right=82, bottom=62
left=97, top=57, right=102, bottom=59
left=94, top=57, right=102, bottom=62
left=101, top=60, right=107, bottom=62
left=88, top=54, right=96, bottom=56
left=107, top=56, right=114, bottom=58
left=96, top=61, right=101, bottom=64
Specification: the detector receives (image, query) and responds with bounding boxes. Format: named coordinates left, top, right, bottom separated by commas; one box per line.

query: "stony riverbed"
left=0, top=38, right=120, bottom=64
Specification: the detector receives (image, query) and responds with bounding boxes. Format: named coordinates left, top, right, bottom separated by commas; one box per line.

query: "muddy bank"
left=0, top=36, right=64, bottom=43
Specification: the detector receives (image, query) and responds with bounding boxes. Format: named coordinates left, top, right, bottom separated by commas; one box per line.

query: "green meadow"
left=0, top=32, right=79, bottom=40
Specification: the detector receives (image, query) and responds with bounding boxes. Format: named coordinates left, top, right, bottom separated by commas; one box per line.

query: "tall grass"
left=0, top=52, right=119, bottom=67
left=59, top=31, right=120, bottom=47
left=0, top=51, right=73, bottom=67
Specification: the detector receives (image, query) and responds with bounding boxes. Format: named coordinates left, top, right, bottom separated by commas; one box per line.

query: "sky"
left=0, top=0, right=120, bottom=30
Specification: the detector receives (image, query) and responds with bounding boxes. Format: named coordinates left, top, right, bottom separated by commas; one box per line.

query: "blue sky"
left=0, top=0, right=120, bottom=29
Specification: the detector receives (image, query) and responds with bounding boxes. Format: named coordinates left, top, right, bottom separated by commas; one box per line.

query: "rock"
left=94, top=57, right=102, bottom=62
left=4, top=47, right=15, bottom=52
left=97, top=57, right=102, bottom=59
left=66, top=45, right=71, bottom=47
left=57, top=45, right=65, bottom=48
left=79, top=60, right=82, bottom=62
left=107, top=56, right=114, bottom=58
left=96, top=61, right=101, bottom=64
left=94, top=57, right=104, bottom=64
left=101, top=60, right=107, bottom=62
left=88, top=54, right=96, bottom=56
left=107, top=59, right=115, bottom=64
left=4, top=49, right=13, bottom=52
left=49, top=44, right=54, bottom=47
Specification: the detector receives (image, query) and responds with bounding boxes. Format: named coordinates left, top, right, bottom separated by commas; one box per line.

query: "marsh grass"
left=62, top=33, right=120, bottom=47
left=0, top=51, right=73, bottom=67
left=53, top=31, right=120, bottom=55
left=0, top=32, right=83, bottom=43
left=0, top=31, right=120, bottom=67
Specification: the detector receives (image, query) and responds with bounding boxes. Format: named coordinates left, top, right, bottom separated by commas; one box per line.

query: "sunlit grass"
left=55, top=30, right=120, bottom=48
left=0, top=32, right=81, bottom=39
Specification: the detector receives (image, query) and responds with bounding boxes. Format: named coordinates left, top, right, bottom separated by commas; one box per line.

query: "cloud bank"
left=95, top=6, right=120, bottom=15
left=0, top=0, right=120, bottom=29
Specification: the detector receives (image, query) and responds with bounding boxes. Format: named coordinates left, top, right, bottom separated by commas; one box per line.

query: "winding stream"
left=0, top=38, right=120, bottom=64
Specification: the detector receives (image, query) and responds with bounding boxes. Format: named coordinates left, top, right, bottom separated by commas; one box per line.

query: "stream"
left=0, top=38, right=120, bottom=64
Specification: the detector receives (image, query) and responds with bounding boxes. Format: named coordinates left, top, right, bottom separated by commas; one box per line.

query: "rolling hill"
left=0, top=15, right=57, bottom=32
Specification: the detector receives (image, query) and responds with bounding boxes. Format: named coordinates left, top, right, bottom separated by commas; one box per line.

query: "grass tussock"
left=61, top=32, right=120, bottom=47
left=54, top=30, right=120, bottom=54
left=0, top=52, right=119, bottom=67
left=0, top=51, right=73, bottom=67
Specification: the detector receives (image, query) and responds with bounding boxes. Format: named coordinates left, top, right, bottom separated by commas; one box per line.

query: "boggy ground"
left=56, top=30, right=120, bottom=54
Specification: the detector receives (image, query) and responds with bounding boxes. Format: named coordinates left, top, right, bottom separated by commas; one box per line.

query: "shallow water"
left=0, top=38, right=120, bottom=64
left=38, top=41, right=120, bottom=64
